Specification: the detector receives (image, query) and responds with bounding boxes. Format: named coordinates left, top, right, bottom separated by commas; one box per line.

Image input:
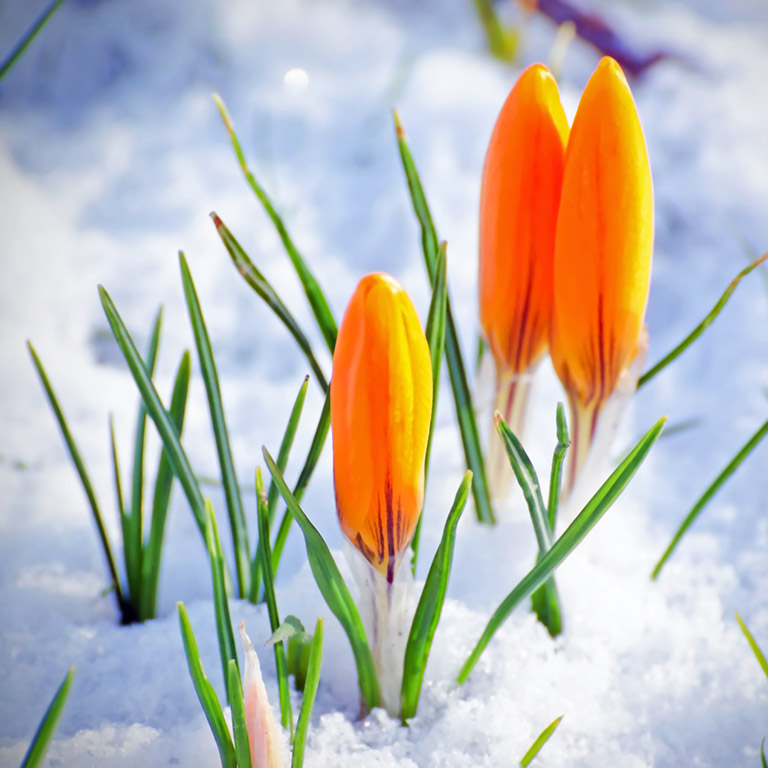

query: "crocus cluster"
left=479, top=56, right=653, bottom=502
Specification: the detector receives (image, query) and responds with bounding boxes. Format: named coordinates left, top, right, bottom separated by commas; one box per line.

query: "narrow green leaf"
left=547, top=404, right=570, bottom=532
left=256, top=468, right=294, bottom=737
left=271, top=393, right=331, bottom=582
left=393, top=111, right=494, bottom=525
left=213, top=94, right=338, bottom=355
left=227, top=659, right=252, bottom=768
left=109, top=417, right=126, bottom=529
left=140, top=351, right=192, bottom=620
left=204, top=500, right=239, bottom=702
left=735, top=612, right=768, bottom=680
left=98, top=286, right=207, bottom=536
left=0, top=0, right=63, bottom=82
left=411, top=242, right=448, bottom=575
left=495, top=414, right=562, bottom=638
left=127, top=308, right=163, bottom=613
left=268, top=377, right=309, bottom=524
left=180, top=253, right=250, bottom=598
left=177, top=603, right=236, bottom=768
left=761, top=736, right=767, bottom=768
left=291, top=617, right=324, bottom=768
left=471, top=0, right=518, bottom=62
left=458, top=416, right=666, bottom=684
left=19, top=666, right=74, bottom=768
left=263, top=447, right=380, bottom=711
left=519, top=715, right=563, bottom=767
left=27, top=342, right=124, bottom=611
left=651, top=417, right=768, bottom=580
left=287, top=630, right=313, bottom=693
left=638, top=251, right=768, bottom=388
left=266, top=616, right=306, bottom=646
left=475, top=335, right=486, bottom=375
left=401, top=471, right=471, bottom=722
left=211, top=212, right=329, bottom=393
left=116, top=309, right=161, bottom=617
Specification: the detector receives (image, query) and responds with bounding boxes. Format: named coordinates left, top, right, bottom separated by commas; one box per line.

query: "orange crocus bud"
left=550, top=56, right=653, bottom=496
left=331, top=272, right=433, bottom=585
left=479, top=63, right=569, bottom=501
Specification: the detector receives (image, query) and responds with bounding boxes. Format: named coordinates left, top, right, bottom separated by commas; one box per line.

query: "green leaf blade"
left=263, top=447, right=380, bottom=712
left=291, top=617, right=324, bottom=768
left=401, top=471, right=471, bottom=722
left=180, top=253, right=250, bottom=598
left=652, top=417, right=768, bottom=580
left=27, top=342, right=124, bottom=613
left=227, top=659, right=253, bottom=768
left=140, top=350, right=192, bottom=620
left=458, top=416, right=666, bottom=684
left=20, top=666, right=74, bottom=768
left=211, top=213, right=329, bottom=393
left=213, top=94, right=338, bottom=355
left=127, top=308, right=164, bottom=611
left=204, top=500, right=239, bottom=703
left=412, top=241, right=448, bottom=574
left=0, top=0, right=63, bottom=82
left=271, top=393, right=331, bottom=583
left=98, top=286, right=208, bottom=537
left=519, top=715, right=563, bottom=767
left=393, top=112, right=494, bottom=525
left=547, top=403, right=570, bottom=532
left=178, top=603, right=236, bottom=768
left=638, top=251, right=768, bottom=388
left=735, top=612, right=768, bottom=679
left=256, top=468, right=294, bottom=737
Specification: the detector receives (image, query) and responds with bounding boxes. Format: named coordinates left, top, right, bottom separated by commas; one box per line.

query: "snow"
left=1, top=0, right=768, bottom=765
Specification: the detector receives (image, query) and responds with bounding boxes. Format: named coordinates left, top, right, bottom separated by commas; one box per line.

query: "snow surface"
left=1, top=0, right=767, bottom=766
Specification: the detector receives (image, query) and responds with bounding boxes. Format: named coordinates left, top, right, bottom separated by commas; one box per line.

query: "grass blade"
left=19, top=666, right=74, bottom=768
left=213, top=93, right=338, bottom=355
left=638, top=251, right=768, bottom=388
left=547, top=404, right=570, bottom=531
left=204, top=500, right=239, bottom=703
left=458, top=416, right=666, bottom=684
left=256, top=467, right=294, bottom=737
left=271, top=393, right=331, bottom=582
left=762, top=737, right=767, bottom=768
left=268, top=377, right=309, bottom=524
left=227, top=659, right=252, bottom=768
left=263, top=447, right=380, bottom=712
left=98, top=286, right=207, bottom=536
left=0, top=0, right=63, bottom=82
left=519, top=715, right=563, bottom=767
left=495, top=413, right=562, bottom=638
left=27, top=342, right=124, bottom=611
left=140, top=351, right=192, bottom=620
left=178, top=603, right=236, bottom=768
left=211, top=212, right=329, bottom=393
left=109, top=418, right=138, bottom=624
left=651, top=417, right=768, bottom=580
left=126, top=308, right=163, bottom=616
left=250, top=378, right=310, bottom=603
left=401, top=471, right=471, bottom=722
left=291, top=617, right=324, bottom=768
left=393, top=111, right=494, bottom=525
left=411, top=241, right=448, bottom=574
left=180, top=253, right=250, bottom=598
left=735, top=613, right=768, bottom=679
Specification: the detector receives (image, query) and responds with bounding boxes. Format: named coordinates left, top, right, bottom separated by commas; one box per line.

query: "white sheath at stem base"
left=562, top=328, right=649, bottom=517
left=487, top=368, right=536, bottom=506
left=343, top=539, right=415, bottom=717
